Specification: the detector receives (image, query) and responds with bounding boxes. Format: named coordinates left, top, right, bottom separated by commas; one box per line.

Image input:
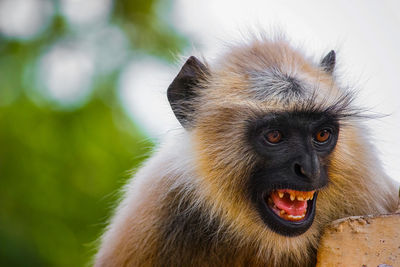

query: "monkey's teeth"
left=310, top=194, right=314, bottom=200
left=280, top=209, right=285, bottom=215
left=297, top=196, right=304, bottom=201
left=290, top=194, right=295, bottom=201
left=278, top=192, right=284, bottom=198
left=287, top=214, right=305, bottom=220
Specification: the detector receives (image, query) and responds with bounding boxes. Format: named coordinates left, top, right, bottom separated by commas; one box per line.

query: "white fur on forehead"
left=248, top=67, right=309, bottom=101
left=202, top=37, right=340, bottom=113
left=205, top=36, right=332, bottom=99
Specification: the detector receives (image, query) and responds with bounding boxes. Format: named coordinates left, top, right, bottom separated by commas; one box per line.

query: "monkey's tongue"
left=271, top=191, right=307, bottom=216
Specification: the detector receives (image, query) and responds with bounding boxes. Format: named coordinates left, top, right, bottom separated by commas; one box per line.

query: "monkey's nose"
left=300, top=166, right=307, bottom=176
left=293, top=156, right=320, bottom=182
left=294, top=163, right=308, bottom=179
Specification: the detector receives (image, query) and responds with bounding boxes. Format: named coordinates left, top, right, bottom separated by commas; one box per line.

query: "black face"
left=247, top=111, right=339, bottom=236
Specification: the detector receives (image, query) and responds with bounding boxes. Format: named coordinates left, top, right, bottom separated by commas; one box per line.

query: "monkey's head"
left=167, top=38, right=369, bottom=250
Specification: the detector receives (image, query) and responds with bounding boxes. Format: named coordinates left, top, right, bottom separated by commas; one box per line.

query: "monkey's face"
left=247, top=111, right=339, bottom=236
left=167, top=45, right=351, bottom=240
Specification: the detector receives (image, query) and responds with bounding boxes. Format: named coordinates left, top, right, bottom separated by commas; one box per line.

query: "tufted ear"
left=320, top=50, right=336, bottom=74
left=167, top=56, right=209, bottom=128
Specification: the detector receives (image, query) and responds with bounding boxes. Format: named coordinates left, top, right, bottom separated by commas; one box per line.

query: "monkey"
left=94, top=35, right=399, bottom=267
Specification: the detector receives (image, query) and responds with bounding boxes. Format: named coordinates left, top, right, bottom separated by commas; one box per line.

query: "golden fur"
left=94, top=36, right=399, bottom=266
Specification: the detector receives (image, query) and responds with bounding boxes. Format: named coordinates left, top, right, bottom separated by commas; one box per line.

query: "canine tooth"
left=278, top=192, right=284, bottom=198
left=290, top=194, right=295, bottom=201
left=280, top=210, right=285, bottom=215
left=297, top=196, right=304, bottom=201
left=310, top=194, right=314, bottom=200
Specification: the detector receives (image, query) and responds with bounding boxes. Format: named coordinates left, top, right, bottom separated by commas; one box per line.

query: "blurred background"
left=0, top=0, right=399, bottom=266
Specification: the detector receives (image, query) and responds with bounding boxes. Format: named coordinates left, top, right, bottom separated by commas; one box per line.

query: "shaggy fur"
left=94, top=36, right=399, bottom=267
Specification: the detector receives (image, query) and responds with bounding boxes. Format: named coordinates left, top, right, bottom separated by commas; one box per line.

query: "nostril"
left=294, top=163, right=307, bottom=178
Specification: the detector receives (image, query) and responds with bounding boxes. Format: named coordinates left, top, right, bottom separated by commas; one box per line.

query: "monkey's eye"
left=264, top=130, right=283, bottom=144
left=313, top=128, right=331, bottom=144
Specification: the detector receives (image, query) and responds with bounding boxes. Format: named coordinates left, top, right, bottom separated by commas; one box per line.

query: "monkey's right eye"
left=264, top=130, right=283, bottom=144
left=313, top=128, right=332, bottom=144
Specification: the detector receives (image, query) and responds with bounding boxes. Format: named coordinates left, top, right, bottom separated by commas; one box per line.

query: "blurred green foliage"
left=0, top=0, right=186, bottom=266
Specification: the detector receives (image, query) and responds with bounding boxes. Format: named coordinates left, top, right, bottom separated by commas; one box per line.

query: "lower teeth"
left=287, top=214, right=305, bottom=219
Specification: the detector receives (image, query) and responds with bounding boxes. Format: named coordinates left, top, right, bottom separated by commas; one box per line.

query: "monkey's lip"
left=266, top=189, right=316, bottom=222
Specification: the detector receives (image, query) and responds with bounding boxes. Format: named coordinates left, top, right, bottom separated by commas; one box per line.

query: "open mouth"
left=256, top=188, right=319, bottom=236
left=267, top=189, right=316, bottom=222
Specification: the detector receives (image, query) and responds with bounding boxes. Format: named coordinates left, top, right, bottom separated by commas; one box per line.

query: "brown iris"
left=314, top=129, right=331, bottom=143
left=265, top=130, right=282, bottom=144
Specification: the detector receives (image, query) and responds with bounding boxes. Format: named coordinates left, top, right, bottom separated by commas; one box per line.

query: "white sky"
left=122, top=0, right=400, bottom=182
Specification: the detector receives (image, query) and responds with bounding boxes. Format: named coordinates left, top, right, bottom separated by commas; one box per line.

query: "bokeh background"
left=1, top=0, right=399, bottom=266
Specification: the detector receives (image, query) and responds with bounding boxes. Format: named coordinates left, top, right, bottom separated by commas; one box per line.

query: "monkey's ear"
left=320, top=50, right=336, bottom=74
left=167, top=56, right=209, bottom=128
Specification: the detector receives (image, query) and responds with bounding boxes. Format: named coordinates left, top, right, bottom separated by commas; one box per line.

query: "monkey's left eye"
left=313, top=128, right=332, bottom=144
left=264, top=130, right=283, bottom=144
